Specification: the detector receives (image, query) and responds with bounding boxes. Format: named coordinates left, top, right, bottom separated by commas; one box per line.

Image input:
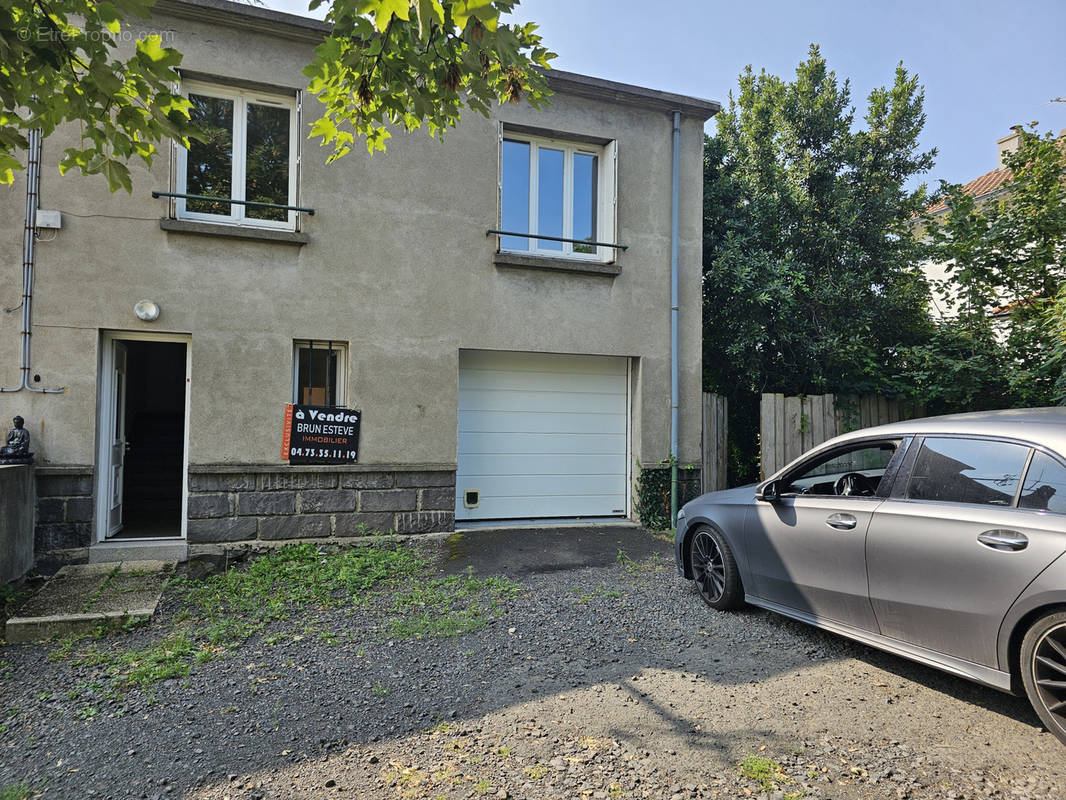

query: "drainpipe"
left=2, top=128, right=64, bottom=395
left=669, top=110, right=681, bottom=528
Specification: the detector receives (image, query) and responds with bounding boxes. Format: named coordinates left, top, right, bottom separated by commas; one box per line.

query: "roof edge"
left=155, top=0, right=720, bottom=118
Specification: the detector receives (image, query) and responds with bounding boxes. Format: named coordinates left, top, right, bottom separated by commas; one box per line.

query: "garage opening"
left=457, top=350, right=629, bottom=521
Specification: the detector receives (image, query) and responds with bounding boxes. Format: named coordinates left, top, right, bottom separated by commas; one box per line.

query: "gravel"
left=2, top=533, right=1064, bottom=800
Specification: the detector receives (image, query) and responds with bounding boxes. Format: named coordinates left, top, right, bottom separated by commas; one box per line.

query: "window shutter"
left=605, top=139, right=618, bottom=263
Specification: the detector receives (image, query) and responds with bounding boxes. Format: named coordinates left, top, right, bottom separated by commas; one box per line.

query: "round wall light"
left=134, top=299, right=160, bottom=322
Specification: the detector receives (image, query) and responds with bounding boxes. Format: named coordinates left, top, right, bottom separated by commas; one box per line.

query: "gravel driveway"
left=1, top=528, right=1064, bottom=800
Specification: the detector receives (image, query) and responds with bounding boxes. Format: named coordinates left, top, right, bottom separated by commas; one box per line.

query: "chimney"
left=997, top=125, right=1024, bottom=168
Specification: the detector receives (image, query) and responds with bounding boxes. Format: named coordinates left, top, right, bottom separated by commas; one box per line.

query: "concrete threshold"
left=4, top=560, right=175, bottom=644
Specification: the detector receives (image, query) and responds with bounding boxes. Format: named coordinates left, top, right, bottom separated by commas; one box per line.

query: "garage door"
left=457, top=350, right=629, bottom=521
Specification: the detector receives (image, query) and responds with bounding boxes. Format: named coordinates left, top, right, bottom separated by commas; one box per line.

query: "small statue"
left=0, top=415, right=32, bottom=463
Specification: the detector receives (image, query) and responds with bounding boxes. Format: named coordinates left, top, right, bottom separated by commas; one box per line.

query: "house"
left=0, top=0, right=718, bottom=567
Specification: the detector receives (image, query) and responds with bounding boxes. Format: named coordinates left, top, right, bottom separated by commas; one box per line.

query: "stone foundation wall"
left=186, top=465, right=456, bottom=544
left=34, top=467, right=94, bottom=555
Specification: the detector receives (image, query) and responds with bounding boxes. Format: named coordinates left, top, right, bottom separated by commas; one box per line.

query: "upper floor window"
left=499, top=130, right=616, bottom=261
left=177, top=81, right=299, bottom=230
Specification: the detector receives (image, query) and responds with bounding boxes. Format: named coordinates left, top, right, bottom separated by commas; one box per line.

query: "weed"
left=74, top=706, right=98, bottom=721
left=0, top=783, right=31, bottom=800
left=523, top=765, right=544, bottom=780
left=474, top=778, right=491, bottom=793
left=389, top=572, right=519, bottom=639
left=572, top=584, right=623, bottom=602
left=739, top=754, right=790, bottom=794
left=495, top=746, right=511, bottom=757
left=34, top=692, right=50, bottom=701
left=371, top=682, right=390, bottom=696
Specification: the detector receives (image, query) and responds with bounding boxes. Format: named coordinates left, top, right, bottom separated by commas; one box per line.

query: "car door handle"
left=977, top=530, right=1029, bottom=551
left=826, top=513, right=857, bottom=531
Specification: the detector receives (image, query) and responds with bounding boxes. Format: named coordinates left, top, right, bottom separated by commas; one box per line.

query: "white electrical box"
left=35, top=210, right=62, bottom=229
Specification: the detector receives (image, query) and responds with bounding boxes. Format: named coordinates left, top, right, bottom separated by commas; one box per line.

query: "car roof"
left=832, top=407, right=1066, bottom=452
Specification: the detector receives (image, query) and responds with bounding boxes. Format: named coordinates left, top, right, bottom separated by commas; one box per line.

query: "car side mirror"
left=756, top=479, right=781, bottom=503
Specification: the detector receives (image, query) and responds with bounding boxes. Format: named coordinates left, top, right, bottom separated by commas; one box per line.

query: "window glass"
left=186, top=93, right=234, bottom=216
left=572, top=153, right=598, bottom=254
left=245, top=102, right=290, bottom=222
left=907, top=438, right=1029, bottom=506
left=500, top=139, right=530, bottom=251
left=537, top=147, right=565, bottom=251
left=1019, top=451, right=1066, bottom=513
left=294, top=342, right=344, bottom=406
left=784, top=441, right=898, bottom=496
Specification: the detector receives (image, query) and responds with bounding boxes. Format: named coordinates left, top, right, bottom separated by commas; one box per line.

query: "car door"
left=866, top=436, right=1066, bottom=668
left=747, top=439, right=900, bottom=632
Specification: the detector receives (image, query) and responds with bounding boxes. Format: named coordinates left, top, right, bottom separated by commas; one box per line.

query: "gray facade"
left=0, top=0, right=717, bottom=565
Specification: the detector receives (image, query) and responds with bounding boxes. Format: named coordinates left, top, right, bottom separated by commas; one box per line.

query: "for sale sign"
left=281, top=403, right=361, bottom=464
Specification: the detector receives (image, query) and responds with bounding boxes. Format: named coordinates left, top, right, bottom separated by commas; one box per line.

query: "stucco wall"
left=0, top=3, right=712, bottom=530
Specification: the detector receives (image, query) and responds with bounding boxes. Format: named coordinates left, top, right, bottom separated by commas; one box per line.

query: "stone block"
left=420, top=487, right=455, bottom=511
left=258, top=515, right=331, bottom=541
left=188, top=473, right=255, bottom=492
left=395, top=471, right=455, bottom=488
left=36, top=498, right=65, bottom=524
left=360, top=489, right=417, bottom=512
left=64, top=497, right=95, bottom=523
left=340, top=472, right=394, bottom=490
left=258, top=472, right=338, bottom=491
left=35, top=522, right=91, bottom=551
left=300, top=489, right=356, bottom=514
left=187, top=493, right=234, bottom=519
left=237, top=491, right=295, bottom=516
left=37, top=473, right=92, bottom=497
left=395, top=511, right=454, bottom=534
left=187, top=516, right=257, bottom=543
left=333, top=512, right=394, bottom=537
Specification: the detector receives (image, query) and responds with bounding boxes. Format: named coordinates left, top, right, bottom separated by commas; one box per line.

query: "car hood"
left=684, top=483, right=757, bottom=510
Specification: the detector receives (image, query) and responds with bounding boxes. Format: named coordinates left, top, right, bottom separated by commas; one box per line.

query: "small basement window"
left=292, top=340, right=346, bottom=406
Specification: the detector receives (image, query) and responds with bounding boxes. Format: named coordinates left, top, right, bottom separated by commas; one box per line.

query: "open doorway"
left=97, top=334, right=189, bottom=541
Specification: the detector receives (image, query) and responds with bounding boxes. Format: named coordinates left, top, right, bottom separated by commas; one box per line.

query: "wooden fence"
left=760, top=393, right=925, bottom=478
left=702, top=393, right=728, bottom=492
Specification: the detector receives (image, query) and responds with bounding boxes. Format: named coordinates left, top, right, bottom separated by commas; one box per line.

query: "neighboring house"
left=920, top=129, right=1019, bottom=318
left=0, top=0, right=718, bottom=566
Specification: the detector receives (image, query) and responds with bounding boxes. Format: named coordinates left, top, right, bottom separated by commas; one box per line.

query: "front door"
left=107, top=341, right=128, bottom=535
left=97, top=334, right=189, bottom=541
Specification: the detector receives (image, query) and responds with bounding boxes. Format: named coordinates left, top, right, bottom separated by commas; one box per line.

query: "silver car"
left=674, top=408, right=1066, bottom=745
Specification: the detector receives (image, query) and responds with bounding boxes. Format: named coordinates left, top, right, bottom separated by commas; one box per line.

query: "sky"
left=263, top=0, right=1066, bottom=188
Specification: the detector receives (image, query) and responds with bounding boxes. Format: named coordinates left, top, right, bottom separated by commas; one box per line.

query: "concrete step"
left=4, top=560, right=175, bottom=644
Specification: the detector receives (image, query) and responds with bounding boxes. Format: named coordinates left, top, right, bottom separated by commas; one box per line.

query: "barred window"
left=292, top=340, right=346, bottom=406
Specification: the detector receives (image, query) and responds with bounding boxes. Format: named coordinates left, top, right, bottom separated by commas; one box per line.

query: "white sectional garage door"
left=457, top=351, right=629, bottom=521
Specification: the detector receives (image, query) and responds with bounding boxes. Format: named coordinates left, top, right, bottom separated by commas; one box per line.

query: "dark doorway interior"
left=112, top=340, right=186, bottom=539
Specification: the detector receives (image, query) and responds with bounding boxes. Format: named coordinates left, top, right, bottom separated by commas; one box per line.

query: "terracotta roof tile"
left=926, top=167, right=1012, bottom=214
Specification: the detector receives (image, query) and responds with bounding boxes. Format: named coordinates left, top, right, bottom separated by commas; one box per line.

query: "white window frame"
left=176, top=80, right=299, bottom=231
left=292, top=340, right=348, bottom=406
left=498, top=129, right=617, bottom=262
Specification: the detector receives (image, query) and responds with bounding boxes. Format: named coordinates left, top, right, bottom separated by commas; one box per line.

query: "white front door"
left=107, top=341, right=128, bottom=536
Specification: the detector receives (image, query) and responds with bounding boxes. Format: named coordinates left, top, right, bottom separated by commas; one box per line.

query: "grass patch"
left=0, top=783, right=31, bottom=800
left=388, top=572, right=519, bottom=640
left=739, top=754, right=791, bottom=794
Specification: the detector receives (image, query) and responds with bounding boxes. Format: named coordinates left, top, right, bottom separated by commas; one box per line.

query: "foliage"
left=0, top=783, right=31, bottom=800
left=703, top=45, right=936, bottom=402
left=388, top=571, right=519, bottom=639
left=634, top=459, right=701, bottom=530
left=913, top=125, right=1066, bottom=407
left=306, top=0, right=554, bottom=158
left=738, top=754, right=790, bottom=794
left=0, top=0, right=554, bottom=189
left=0, top=0, right=198, bottom=190
left=703, top=46, right=938, bottom=483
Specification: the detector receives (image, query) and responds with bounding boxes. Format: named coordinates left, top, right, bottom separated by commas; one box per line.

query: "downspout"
left=669, top=110, right=681, bottom=527
left=2, top=128, right=64, bottom=394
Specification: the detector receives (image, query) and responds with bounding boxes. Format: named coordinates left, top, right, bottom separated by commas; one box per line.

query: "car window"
left=907, top=437, right=1029, bottom=507
left=783, top=441, right=898, bottom=497
left=1018, top=451, right=1066, bottom=513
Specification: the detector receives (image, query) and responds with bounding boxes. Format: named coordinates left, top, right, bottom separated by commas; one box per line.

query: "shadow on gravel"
left=0, top=526, right=1058, bottom=800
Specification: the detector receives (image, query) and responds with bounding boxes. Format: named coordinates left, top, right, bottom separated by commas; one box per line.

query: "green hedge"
left=634, top=460, right=702, bottom=530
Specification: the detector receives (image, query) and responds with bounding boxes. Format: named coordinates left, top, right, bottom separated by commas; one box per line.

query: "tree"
left=703, top=46, right=937, bottom=482
left=0, top=0, right=553, bottom=191
left=913, top=126, right=1066, bottom=407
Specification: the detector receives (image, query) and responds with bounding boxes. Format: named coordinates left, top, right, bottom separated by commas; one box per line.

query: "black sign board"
left=282, top=404, right=361, bottom=465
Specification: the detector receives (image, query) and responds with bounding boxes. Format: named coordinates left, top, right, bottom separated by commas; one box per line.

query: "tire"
left=1020, top=610, right=1066, bottom=746
left=687, top=526, right=743, bottom=610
